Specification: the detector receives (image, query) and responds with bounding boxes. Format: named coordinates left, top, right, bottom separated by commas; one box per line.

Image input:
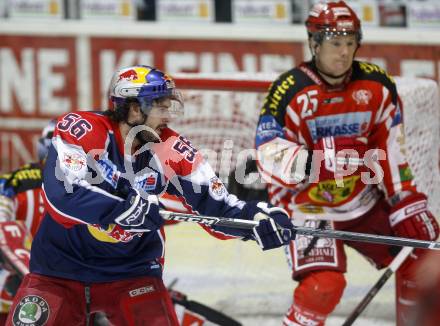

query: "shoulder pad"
left=0, top=163, right=42, bottom=194
left=152, top=130, right=203, bottom=179
left=159, top=127, right=179, bottom=141
left=55, top=111, right=112, bottom=155
left=260, top=66, right=315, bottom=125
left=354, top=61, right=396, bottom=89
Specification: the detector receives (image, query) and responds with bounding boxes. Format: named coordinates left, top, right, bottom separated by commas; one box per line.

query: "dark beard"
left=136, top=129, right=160, bottom=144
left=126, top=115, right=160, bottom=144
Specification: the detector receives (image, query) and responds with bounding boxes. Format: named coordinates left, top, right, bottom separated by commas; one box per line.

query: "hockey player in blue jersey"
left=6, top=65, right=294, bottom=326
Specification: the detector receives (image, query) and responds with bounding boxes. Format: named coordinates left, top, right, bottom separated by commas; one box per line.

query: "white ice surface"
left=163, top=222, right=397, bottom=325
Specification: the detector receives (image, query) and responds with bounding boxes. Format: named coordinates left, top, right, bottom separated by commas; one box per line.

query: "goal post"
left=163, top=73, right=440, bottom=320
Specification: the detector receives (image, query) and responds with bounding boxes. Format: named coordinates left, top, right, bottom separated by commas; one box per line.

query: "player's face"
left=315, top=34, right=358, bottom=78
left=145, top=97, right=173, bottom=135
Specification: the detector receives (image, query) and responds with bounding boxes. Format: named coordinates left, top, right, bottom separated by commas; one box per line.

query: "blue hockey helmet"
left=108, top=65, right=183, bottom=119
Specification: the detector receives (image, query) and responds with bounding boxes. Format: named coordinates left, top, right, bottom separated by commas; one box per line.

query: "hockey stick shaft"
left=342, top=246, right=413, bottom=326
left=160, top=210, right=440, bottom=250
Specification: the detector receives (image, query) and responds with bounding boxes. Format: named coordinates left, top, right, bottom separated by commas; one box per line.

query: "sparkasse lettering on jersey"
left=317, top=123, right=360, bottom=137
left=307, top=112, right=371, bottom=141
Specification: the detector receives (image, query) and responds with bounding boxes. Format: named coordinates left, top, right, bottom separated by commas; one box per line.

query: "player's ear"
left=128, top=101, right=142, bottom=118
left=309, top=39, right=320, bottom=56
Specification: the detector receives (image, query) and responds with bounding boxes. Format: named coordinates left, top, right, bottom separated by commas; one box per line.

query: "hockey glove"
left=114, top=189, right=164, bottom=232
left=242, top=201, right=294, bottom=250
left=390, top=193, right=439, bottom=241
left=309, top=136, right=368, bottom=183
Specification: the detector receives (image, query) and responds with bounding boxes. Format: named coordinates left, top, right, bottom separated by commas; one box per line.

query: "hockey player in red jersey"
left=6, top=65, right=294, bottom=325
left=255, top=1, right=439, bottom=325
left=0, top=120, right=55, bottom=323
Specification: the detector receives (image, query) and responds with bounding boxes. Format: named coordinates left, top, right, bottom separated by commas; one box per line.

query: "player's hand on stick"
left=115, top=189, right=164, bottom=232
left=390, top=193, right=439, bottom=241
left=309, top=136, right=368, bottom=182
left=242, top=201, right=294, bottom=250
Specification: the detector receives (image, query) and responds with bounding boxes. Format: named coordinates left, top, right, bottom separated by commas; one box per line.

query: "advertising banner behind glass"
left=157, top=0, right=214, bottom=23
left=233, top=0, right=292, bottom=24
left=80, top=0, right=135, bottom=20
left=345, top=0, right=379, bottom=27
left=408, top=1, right=440, bottom=28
left=8, top=0, right=63, bottom=19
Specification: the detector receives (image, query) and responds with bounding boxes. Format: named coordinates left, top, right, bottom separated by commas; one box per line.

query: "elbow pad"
left=258, top=140, right=311, bottom=184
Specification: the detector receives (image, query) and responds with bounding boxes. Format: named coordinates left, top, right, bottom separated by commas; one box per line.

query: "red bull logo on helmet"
left=118, top=69, right=139, bottom=82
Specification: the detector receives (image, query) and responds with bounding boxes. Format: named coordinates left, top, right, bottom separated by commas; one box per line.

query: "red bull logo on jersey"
left=87, top=224, right=142, bottom=243
left=209, top=176, right=226, bottom=199
left=63, top=153, right=86, bottom=172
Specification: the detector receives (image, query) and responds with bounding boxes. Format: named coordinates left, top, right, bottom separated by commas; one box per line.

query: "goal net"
left=162, top=74, right=440, bottom=322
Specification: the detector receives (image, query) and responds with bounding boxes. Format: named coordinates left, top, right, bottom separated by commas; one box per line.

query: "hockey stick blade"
left=160, top=210, right=440, bottom=250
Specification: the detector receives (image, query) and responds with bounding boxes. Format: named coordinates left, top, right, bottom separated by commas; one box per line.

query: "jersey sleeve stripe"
left=159, top=197, right=188, bottom=212
left=286, top=105, right=300, bottom=126
left=24, top=190, right=35, bottom=228
left=41, top=184, right=85, bottom=227
left=386, top=127, right=403, bottom=194
left=374, top=87, right=389, bottom=124
left=75, top=179, right=124, bottom=202
left=377, top=103, right=395, bottom=125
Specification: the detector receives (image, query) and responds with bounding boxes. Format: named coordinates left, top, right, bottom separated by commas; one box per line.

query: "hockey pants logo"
left=12, top=295, right=50, bottom=325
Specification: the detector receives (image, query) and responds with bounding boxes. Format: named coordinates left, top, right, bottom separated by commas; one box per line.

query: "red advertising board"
left=0, top=35, right=77, bottom=171
left=0, top=32, right=439, bottom=172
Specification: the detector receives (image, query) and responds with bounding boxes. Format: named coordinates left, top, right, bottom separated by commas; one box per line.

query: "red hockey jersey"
left=256, top=60, right=418, bottom=221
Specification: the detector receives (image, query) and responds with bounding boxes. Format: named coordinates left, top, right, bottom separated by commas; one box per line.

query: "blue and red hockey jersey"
left=31, top=111, right=251, bottom=283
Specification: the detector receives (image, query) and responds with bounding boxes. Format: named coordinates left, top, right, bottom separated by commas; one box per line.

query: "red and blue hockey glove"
left=242, top=201, right=294, bottom=250
left=115, top=189, right=164, bottom=232
left=390, top=193, right=439, bottom=241
left=309, top=136, right=368, bottom=183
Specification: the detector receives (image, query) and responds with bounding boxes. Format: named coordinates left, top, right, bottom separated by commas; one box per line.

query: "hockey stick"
left=342, top=246, right=413, bottom=326
left=169, top=288, right=242, bottom=326
left=167, top=278, right=242, bottom=325
left=160, top=210, right=440, bottom=250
